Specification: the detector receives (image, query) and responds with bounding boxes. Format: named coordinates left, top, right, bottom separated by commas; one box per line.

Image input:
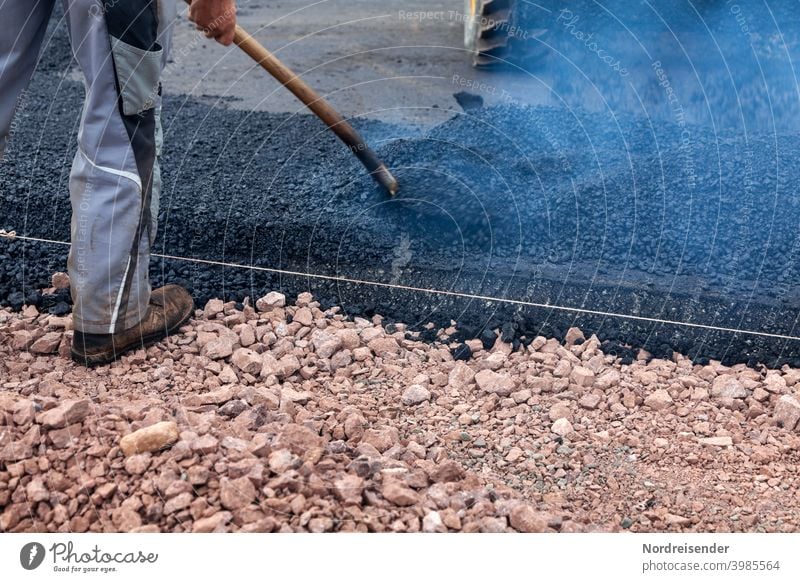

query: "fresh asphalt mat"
left=3, top=6, right=800, bottom=368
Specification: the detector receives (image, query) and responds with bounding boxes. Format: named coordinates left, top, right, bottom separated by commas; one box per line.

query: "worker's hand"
left=188, top=0, right=237, bottom=46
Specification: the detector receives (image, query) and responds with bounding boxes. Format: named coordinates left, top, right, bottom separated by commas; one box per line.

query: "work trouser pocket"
left=109, top=37, right=163, bottom=116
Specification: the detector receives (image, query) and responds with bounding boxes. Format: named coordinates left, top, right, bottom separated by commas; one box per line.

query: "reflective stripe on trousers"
left=0, top=0, right=176, bottom=333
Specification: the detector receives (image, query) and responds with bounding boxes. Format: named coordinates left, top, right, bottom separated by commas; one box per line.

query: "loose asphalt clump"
left=3, top=11, right=800, bottom=367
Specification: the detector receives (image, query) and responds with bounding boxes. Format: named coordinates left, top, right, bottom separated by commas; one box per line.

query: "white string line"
left=3, top=230, right=800, bottom=342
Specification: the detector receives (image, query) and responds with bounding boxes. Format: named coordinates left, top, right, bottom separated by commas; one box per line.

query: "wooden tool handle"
left=232, top=25, right=344, bottom=129
left=182, top=0, right=398, bottom=195
left=232, top=26, right=397, bottom=195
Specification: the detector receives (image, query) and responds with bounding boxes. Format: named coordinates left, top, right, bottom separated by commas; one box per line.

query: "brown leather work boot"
left=71, top=284, right=194, bottom=367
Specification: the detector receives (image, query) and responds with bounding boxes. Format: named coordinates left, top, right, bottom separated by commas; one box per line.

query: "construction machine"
left=463, top=0, right=523, bottom=67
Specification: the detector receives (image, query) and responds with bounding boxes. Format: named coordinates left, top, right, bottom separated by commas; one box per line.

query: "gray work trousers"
left=0, top=0, right=175, bottom=334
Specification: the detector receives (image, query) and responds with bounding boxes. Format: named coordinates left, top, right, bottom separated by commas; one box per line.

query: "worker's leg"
left=0, top=0, right=57, bottom=159
left=63, top=0, right=175, bottom=334
left=151, top=0, right=177, bottom=241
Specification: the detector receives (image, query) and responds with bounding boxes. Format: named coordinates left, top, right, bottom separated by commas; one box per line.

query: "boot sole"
left=70, top=308, right=193, bottom=367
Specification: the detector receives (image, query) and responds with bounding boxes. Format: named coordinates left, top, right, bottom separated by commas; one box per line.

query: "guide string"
left=2, top=229, right=799, bottom=342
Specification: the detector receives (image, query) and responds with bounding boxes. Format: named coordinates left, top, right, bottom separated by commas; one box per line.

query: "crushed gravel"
left=2, top=290, right=800, bottom=533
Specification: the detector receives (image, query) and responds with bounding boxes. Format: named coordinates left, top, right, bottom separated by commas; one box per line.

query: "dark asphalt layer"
left=3, top=5, right=800, bottom=368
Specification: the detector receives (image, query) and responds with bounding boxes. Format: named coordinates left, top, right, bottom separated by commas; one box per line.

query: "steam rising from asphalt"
left=443, top=0, right=800, bottom=311
left=511, top=0, right=799, bottom=131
